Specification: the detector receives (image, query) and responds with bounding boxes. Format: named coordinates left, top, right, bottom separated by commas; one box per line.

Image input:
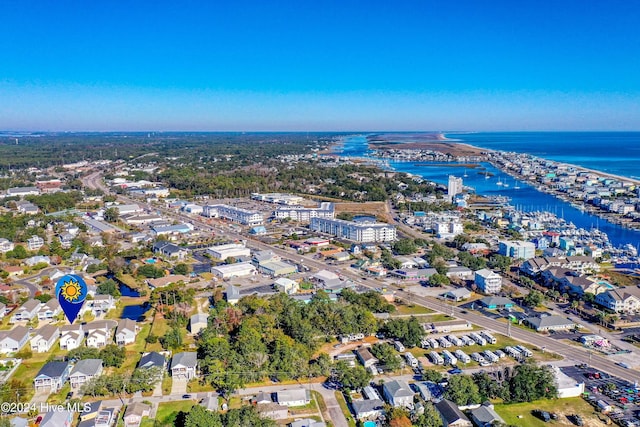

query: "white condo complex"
left=310, top=217, right=397, bottom=243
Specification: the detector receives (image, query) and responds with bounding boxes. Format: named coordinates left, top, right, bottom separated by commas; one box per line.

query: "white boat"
left=496, top=179, right=503, bottom=186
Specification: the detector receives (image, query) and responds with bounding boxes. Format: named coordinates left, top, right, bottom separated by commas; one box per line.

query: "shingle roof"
left=435, top=399, right=470, bottom=424
left=70, top=359, right=102, bottom=376
left=139, top=352, right=166, bottom=369
left=36, top=361, right=70, bottom=379
left=171, top=352, right=197, bottom=369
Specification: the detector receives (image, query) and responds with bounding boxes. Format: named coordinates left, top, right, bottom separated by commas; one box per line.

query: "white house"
left=0, top=326, right=30, bottom=354
left=383, top=380, right=414, bottom=408
left=69, top=359, right=103, bottom=390
left=60, top=324, right=84, bottom=350
left=115, top=319, right=139, bottom=346
left=10, top=299, right=41, bottom=322
left=274, top=278, right=299, bottom=295
left=34, top=361, right=71, bottom=392
left=276, top=389, right=311, bottom=407
left=30, top=325, right=59, bottom=353
left=37, top=299, right=61, bottom=321
left=189, top=314, right=208, bottom=335
left=171, top=352, right=198, bottom=380
left=0, top=238, right=14, bottom=253
left=595, top=287, right=640, bottom=314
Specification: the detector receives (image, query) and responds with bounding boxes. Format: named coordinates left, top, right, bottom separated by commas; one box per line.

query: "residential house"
left=276, top=389, right=311, bottom=407
left=355, top=347, right=378, bottom=368
left=26, top=235, right=45, bottom=251
left=0, top=326, right=29, bottom=354
left=383, top=380, right=414, bottom=408
left=0, top=238, right=14, bottom=253
left=30, top=325, right=59, bottom=353
left=226, top=284, right=242, bottom=305
left=189, top=313, right=208, bottom=335
left=469, top=402, right=505, bottom=427
left=0, top=302, right=5, bottom=319
left=69, top=359, right=103, bottom=390
left=152, top=241, right=189, bottom=260
left=435, top=399, right=472, bottom=427
left=171, top=352, right=198, bottom=379
left=138, top=351, right=166, bottom=371
left=115, top=319, right=139, bottom=345
left=37, top=299, right=61, bottom=321
left=446, top=266, right=474, bottom=280
left=34, top=361, right=72, bottom=392
left=352, top=399, right=385, bottom=421
left=124, top=402, right=151, bottom=427
left=199, top=395, right=219, bottom=411
left=83, top=294, right=115, bottom=317
left=290, top=419, right=327, bottom=427
left=60, top=324, right=84, bottom=350
left=40, top=410, right=73, bottom=427
left=85, top=320, right=117, bottom=348
left=10, top=299, right=41, bottom=322
left=146, top=274, right=190, bottom=289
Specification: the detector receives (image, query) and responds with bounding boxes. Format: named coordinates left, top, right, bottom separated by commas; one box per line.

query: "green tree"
left=488, top=255, right=513, bottom=272
left=103, top=207, right=119, bottom=223
left=473, top=371, right=508, bottom=401
left=370, top=343, right=402, bottom=371
left=507, top=362, right=558, bottom=402
left=414, top=401, right=443, bottom=427
left=174, top=263, right=191, bottom=275
left=334, top=361, right=372, bottom=390
left=184, top=404, right=223, bottom=427
left=381, top=317, right=424, bottom=347
left=99, top=344, right=126, bottom=367
left=97, top=279, right=121, bottom=297
left=523, top=290, right=544, bottom=308
left=445, top=374, right=482, bottom=406
left=160, top=326, right=184, bottom=350
left=393, top=238, right=418, bottom=255
left=429, top=273, right=450, bottom=287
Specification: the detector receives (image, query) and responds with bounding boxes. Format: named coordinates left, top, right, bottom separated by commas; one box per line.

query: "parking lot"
left=562, top=365, right=640, bottom=426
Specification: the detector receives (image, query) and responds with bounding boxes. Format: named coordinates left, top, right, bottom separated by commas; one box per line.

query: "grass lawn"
left=47, top=383, right=71, bottom=405
left=393, top=303, right=434, bottom=316
left=161, top=375, right=172, bottom=395
left=187, top=379, right=214, bottom=393
left=117, top=274, right=140, bottom=288
left=334, top=391, right=357, bottom=427
left=153, top=400, right=195, bottom=427
left=495, top=397, right=608, bottom=427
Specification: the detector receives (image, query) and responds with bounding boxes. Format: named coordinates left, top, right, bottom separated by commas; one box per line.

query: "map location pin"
left=56, top=274, right=88, bottom=324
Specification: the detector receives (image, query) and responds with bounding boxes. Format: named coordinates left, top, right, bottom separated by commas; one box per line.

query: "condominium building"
left=274, top=202, right=335, bottom=222
left=202, top=204, right=264, bottom=226
left=310, top=217, right=396, bottom=243
left=474, top=269, right=503, bottom=294
left=499, top=240, right=536, bottom=260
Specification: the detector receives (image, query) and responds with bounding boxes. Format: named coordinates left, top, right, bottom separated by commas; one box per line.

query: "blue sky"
left=1, top=0, right=639, bottom=131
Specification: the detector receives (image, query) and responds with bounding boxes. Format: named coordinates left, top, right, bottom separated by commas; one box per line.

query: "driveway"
left=171, top=378, right=188, bottom=395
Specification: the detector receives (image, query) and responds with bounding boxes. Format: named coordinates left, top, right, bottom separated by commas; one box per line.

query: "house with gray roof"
left=10, top=299, right=41, bottom=322
left=40, top=410, right=73, bottom=427
left=352, top=399, right=385, bottom=421
left=190, top=313, right=209, bottom=335
left=171, top=352, right=198, bottom=379
left=435, top=399, right=472, bottom=427
left=469, top=402, right=505, bottom=427
left=524, top=314, right=576, bottom=332
left=290, top=419, right=326, bottom=427
left=139, top=351, right=166, bottom=370
left=382, top=379, right=414, bottom=408
left=70, top=359, right=103, bottom=390
left=115, top=319, right=139, bottom=345
left=34, top=361, right=72, bottom=392
left=37, top=299, right=61, bottom=321
left=30, top=325, right=59, bottom=353
left=355, top=347, right=378, bottom=368
left=124, top=402, right=151, bottom=427
left=276, top=388, right=311, bottom=406
left=200, top=395, right=219, bottom=411
left=0, top=326, right=29, bottom=354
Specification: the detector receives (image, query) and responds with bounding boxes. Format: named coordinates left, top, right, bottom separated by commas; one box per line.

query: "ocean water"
left=445, top=132, right=640, bottom=180
left=335, top=134, right=640, bottom=248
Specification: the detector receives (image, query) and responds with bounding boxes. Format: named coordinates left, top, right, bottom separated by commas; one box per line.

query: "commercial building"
left=251, top=193, right=305, bottom=205
left=202, top=204, right=264, bottom=226
left=206, top=243, right=251, bottom=260
left=474, top=269, right=502, bottom=294
left=211, top=262, right=256, bottom=279
left=498, top=240, right=536, bottom=260
left=310, top=217, right=396, bottom=243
